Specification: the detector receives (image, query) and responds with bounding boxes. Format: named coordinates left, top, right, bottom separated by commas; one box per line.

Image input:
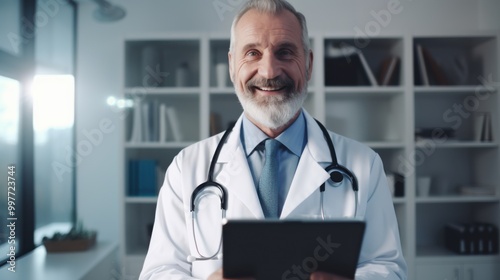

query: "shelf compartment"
left=209, top=39, right=231, bottom=88
left=209, top=93, right=242, bottom=136
left=125, top=203, right=156, bottom=255
left=416, top=203, right=499, bottom=255
left=414, top=149, right=499, bottom=196
left=414, top=92, right=497, bottom=142
left=325, top=93, right=405, bottom=142
left=324, top=38, right=403, bottom=87
left=124, top=94, right=200, bottom=143
left=413, top=36, right=497, bottom=86
left=125, top=40, right=200, bottom=88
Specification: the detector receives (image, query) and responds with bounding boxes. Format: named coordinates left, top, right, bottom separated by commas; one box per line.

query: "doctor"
left=140, top=0, right=407, bottom=279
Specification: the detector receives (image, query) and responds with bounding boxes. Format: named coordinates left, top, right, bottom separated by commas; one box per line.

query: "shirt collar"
left=241, top=110, right=307, bottom=157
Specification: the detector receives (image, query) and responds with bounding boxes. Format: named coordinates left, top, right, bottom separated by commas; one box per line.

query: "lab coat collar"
left=280, top=110, right=331, bottom=217
left=215, top=109, right=332, bottom=219
left=216, top=115, right=265, bottom=218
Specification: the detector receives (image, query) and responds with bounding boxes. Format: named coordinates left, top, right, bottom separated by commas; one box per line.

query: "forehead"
left=234, top=9, right=303, bottom=49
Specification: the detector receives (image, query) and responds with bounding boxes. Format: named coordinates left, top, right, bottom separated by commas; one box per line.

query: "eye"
left=245, top=50, right=260, bottom=58
left=277, top=48, right=294, bottom=59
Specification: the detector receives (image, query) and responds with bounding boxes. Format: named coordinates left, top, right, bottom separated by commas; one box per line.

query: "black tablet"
left=222, top=219, right=366, bottom=279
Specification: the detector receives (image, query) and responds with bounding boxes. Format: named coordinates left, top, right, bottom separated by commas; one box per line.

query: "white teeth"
left=259, top=87, right=279, bottom=91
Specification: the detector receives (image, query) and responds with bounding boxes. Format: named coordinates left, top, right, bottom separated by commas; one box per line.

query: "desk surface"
left=0, top=241, right=118, bottom=280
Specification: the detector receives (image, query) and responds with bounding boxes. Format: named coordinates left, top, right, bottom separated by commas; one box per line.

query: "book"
left=141, top=102, right=150, bottom=142
left=165, top=106, right=183, bottom=142
left=481, top=112, right=493, bottom=141
left=474, top=112, right=493, bottom=142
left=138, top=160, right=157, bottom=196
left=210, top=112, right=222, bottom=136
left=421, top=46, right=450, bottom=85
left=129, top=97, right=143, bottom=143
left=356, top=50, right=378, bottom=86
left=416, top=45, right=429, bottom=86
left=473, top=113, right=486, bottom=141
left=128, top=159, right=158, bottom=196
left=324, top=45, right=377, bottom=86
left=156, top=165, right=165, bottom=193
left=377, top=56, right=400, bottom=86
left=159, top=103, right=168, bottom=142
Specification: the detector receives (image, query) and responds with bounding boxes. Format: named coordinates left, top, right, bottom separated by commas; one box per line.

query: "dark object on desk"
left=223, top=219, right=366, bottom=279
left=42, top=223, right=97, bottom=253
left=43, top=232, right=97, bottom=253
left=445, top=222, right=499, bottom=255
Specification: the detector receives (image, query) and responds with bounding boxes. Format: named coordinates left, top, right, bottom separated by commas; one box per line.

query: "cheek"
left=235, top=62, right=254, bottom=87
left=289, top=60, right=307, bottom=84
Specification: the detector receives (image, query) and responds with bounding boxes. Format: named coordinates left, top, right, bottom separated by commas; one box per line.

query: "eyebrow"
left=240, top=41, right=300, bottom=52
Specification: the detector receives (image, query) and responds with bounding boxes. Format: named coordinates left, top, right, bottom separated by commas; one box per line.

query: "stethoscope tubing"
left=187, top=118, right=358, bottom=262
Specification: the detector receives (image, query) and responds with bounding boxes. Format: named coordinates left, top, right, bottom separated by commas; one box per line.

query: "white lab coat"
left=140, top=110, right=407, bottom=279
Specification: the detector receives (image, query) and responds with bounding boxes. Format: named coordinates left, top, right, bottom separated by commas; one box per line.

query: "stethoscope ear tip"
left=187, top=255, right=196, bottom=263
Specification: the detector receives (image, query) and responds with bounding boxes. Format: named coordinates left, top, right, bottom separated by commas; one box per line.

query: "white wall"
left=75, top=0, right=497, bottom=243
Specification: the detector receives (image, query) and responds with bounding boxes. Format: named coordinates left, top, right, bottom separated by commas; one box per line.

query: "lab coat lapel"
left=215, top=116, right=264, bottom=218
left=280, top=111, right=331, bottom=218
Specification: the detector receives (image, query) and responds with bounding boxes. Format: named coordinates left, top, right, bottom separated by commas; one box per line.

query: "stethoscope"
left=187, top=119, right=358, bottom=262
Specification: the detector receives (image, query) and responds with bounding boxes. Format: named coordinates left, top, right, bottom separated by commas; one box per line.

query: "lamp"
left=92, top=0, right=126, bottom=22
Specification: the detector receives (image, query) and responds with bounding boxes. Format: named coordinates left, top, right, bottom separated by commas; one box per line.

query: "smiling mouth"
left=254, top=86, right=286, bottom=92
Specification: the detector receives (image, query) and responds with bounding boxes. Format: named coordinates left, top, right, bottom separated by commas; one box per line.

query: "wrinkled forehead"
left=233, top=9, right=303, bottom=51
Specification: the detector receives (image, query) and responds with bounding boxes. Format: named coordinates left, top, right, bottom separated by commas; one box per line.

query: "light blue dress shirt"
left=240, top=110, right=307, bottom=216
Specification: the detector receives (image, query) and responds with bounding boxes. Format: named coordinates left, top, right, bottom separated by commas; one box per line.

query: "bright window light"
left=32, top=75, right=75, bottom=132
left=0, top=76, right=20, bottom=145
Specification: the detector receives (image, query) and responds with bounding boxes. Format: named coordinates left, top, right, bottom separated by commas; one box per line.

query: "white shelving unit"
left=121, top=33, right=500, bottom=279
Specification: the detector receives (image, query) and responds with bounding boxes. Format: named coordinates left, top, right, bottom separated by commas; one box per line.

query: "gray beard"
left=235, top=85, right=308, bottom=130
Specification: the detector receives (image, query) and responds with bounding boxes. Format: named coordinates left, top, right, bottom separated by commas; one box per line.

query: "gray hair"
left=229, top=0, right=311, bottom=56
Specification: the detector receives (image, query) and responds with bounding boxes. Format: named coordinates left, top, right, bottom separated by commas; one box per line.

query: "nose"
left=258, top=52, right=282, bottom=80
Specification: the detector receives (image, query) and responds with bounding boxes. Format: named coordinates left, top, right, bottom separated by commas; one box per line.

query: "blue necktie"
left=258, top=139, right=280, bottom=218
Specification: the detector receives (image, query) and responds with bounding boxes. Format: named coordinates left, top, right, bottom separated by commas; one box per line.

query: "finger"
left=208, top=268, right=255, bottom=280
left=310, top=271, right=353, bottom=280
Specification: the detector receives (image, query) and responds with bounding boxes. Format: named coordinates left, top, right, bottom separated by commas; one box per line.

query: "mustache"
left=245, top=75, right=295, bottom=91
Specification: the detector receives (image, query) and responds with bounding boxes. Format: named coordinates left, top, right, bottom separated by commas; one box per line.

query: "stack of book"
left=474, top=112, right=493, bottom=142
left=415, top=44, right=450, bottom=86
left=127, top=159, right=164, bottom=196
left=324, top=43, right=399, bottom=87
left=445, top=222, right=499, bottom=255
left=129, top=98, right=183, bottom=143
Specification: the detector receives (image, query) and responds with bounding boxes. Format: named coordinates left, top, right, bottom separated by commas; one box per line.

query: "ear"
left=228, top=52, right=234, bottom=82
left=306, top=50, right=314, bottom=81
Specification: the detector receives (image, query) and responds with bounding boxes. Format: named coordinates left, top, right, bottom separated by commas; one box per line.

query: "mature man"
left=140, top=0, right=407, bottom=279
